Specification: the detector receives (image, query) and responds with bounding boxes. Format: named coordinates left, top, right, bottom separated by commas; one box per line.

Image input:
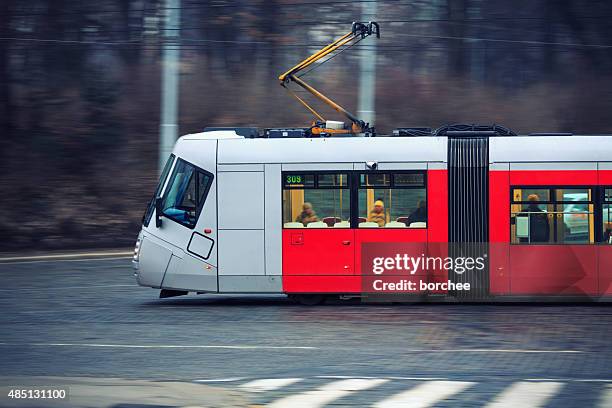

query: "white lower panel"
left=218, top=275, right=282, bottom=293
left=218, top=229, right=265, bottom=276
left=161, top=254, right=218, bottom=292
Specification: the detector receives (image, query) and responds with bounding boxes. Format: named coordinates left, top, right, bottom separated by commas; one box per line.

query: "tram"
left=132, top=124, right=612, bottom=303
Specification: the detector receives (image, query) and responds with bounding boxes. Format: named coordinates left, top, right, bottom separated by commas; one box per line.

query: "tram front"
left=132, top=131, right=227, bottom=297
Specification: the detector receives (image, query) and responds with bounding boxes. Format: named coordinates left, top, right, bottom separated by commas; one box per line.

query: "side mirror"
left=155, top=197, right=163, bottom=228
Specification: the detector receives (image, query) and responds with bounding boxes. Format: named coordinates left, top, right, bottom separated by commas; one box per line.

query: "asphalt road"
left=0, top=257, right=611, bottom=407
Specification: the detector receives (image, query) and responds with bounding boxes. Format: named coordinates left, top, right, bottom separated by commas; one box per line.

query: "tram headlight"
left=133, top=237, right=142, bottom=262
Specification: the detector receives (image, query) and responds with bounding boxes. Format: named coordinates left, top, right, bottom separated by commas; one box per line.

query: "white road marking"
left=374, top=380, right=474, bottom=408
left=401, top=349, right=583, bottom=353
left=316, top=375, right=448, bottom=381
left=484, top=381, right=563, bottom=408
left=0, top=342, right=317, bottom=350
left=0, top=251, right=132, bottom=262
left=239, top=378, right=303, bottom=392
left=0, top=284, right=135, bottom=291
left=267, top=378, right=388, bottom=408
left=0, top=342, right=580, bottom=354
left=598, top=385, right=612, bottom=408
left=193, top=377, right=246, bottom=383
left=316, top=375, right=378, bottom=379
left=526, top=378, right=612, bottom=383
left=0, top=256, right=132, bottom=265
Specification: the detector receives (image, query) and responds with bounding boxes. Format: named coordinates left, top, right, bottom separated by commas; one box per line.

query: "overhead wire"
left=2, top=34, right=611, bottom=49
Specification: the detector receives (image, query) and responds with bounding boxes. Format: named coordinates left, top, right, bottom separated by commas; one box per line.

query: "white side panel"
left=218, top=163, right=264, bottom=172
left=378, top=162, right=428, bottom=170
left=218, top=171, right=264, bottom=230
left=264, top=164, right=282, bottom=276
left=162, top=253, right=218, bottom=292
left=218, top=230, right=265, bottom=276
left=509, top=162, right=597, bottom=171
left=491, top=136, right=612, bottom=163
left=427, top=162, right=447, bottom=170
left=282, top=163, right=353, bottom=171
left=218, top=276, right=283, bottom=293
left=218, top=137, right=448, bottom=164
left=490, top=162, right=509, bottom=171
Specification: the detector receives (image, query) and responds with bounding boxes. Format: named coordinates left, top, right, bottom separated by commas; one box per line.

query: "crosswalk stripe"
left=598, top=384, right=612, bottom=408
left=484, top=381, right=563, bottom=408
left=266, top=378, right=388, bottom=408
left=239, top=378, right=303, bottom=393
left=373, top=380, right=475, bottom=408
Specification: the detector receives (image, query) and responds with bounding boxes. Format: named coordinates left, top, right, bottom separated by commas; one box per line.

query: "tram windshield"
left=160, top=159, right=213, bottom=228
left=142, top=154, right=175, bottom=227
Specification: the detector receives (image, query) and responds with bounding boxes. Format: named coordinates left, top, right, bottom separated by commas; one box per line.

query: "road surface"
left=0, top=256, right=611, bottom=407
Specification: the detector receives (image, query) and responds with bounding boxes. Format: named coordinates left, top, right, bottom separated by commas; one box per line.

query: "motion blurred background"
left=1, top=0, right=612, bottom=252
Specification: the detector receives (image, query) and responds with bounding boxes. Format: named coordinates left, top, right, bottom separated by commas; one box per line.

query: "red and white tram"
left=133, top=125, right=612, bottom=303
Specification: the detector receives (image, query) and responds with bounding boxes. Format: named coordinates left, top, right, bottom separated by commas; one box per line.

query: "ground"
left=0, top=256, right=611, bottom=407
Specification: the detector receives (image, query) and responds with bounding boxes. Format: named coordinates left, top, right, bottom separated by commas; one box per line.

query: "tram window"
left=358, top=172, right=427, bottom=228
left=283, top=174, right=315, bottom=188
left=161, top=159, right=213, bottom=228
left=394, top=173, right=425, bottom=187
left=142, top=154, right=175, bottom=227
left=555, top=188, right=590, bottom=202
left=318, top=173, right=347, bottom=187
left=512, top=188, right=550, bottom=206
left=511, top=187, right=594, bottom=244
left=604, top=189, right=612, bottom=244
left=360, top=173, right=390, bottom=187
left=283, top=173, right=350, bottom=228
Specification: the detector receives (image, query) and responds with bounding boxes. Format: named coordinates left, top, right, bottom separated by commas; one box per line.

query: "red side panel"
left=282, top=229, right=354, bottom=276
left=600, top=170, right=612, bottom=185
left=427, top=170, right=448, bottom=243
left=283, top=275, right=362, bottom=293
left=282, top=169, right=448, bottom=295
left=491, top=170, right=600, bottom=296
left=510, top=170, right=598, bottom=185
left=599, top=247, right=612, bottom=295
left=426, top=169, right=449, bottom=292
left=489, top=170, right=510, bottom=294
left=354, top=229, right=428, bottom=290
left=509, top=245, right=598, bottom=295
left=282, top=229, right=357, bottom=293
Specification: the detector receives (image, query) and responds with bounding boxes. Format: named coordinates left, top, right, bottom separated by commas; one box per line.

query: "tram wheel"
left=293, top=294, right=325, bottom=306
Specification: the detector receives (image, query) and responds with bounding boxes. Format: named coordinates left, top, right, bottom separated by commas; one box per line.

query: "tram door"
left=353, top=170, right=429, bottom=292
left=282, top=172, right=356, bottom=287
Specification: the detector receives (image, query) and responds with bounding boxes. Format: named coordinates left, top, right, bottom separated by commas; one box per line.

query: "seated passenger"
left=407, top=200, right=427, bottom=225
left=517, top=194, right=550, bottom=243
left=295, top=202, right=319, bottom=226
left=368, top=200, right=386, bottom=227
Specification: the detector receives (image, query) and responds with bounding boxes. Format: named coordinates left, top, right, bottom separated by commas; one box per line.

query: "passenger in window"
left=407, top=200, right=427, bottom=225
left=519, top=194, right=550, bottom=243
left=605, top=222, right=612, bottom=244
left=295, top=202, right=319, bottom=226
left=368, top=200, right=386, bottom=227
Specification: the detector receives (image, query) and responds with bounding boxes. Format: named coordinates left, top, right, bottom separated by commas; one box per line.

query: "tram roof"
left=177, top=130, right=612, bottom=165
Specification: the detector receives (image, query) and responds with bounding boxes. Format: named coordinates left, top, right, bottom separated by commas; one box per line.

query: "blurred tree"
left=0, top=0, right=12, bottom=150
